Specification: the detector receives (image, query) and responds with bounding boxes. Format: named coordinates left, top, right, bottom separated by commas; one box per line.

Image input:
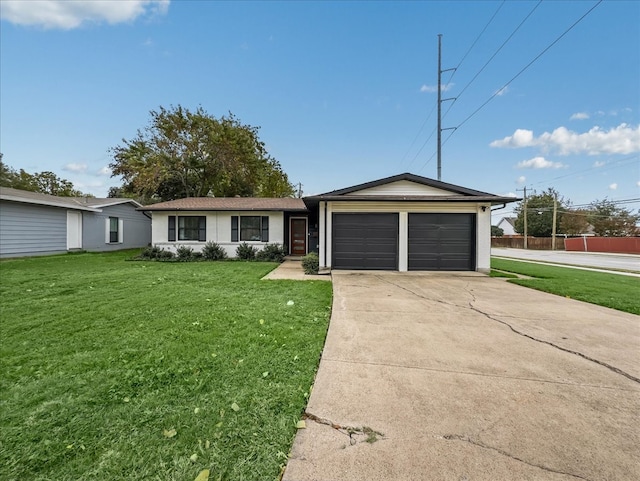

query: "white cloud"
left=0, top=0, right=169, bottom=29
left=608, top=183, right=618, bottom=190
left=490, top=123, right=640, bottom=156
left=420, top=83, right=453, bottom=93
left=517, top=156, right=565, bottom=169
left=593, top=160, right=605, bottom=168
left=516, top=175, right=526, bottom=184
left=63, top=162, right=87, bottom=173
left=637, top=180, right=640, bottom=187
left=570, top=112, right=589, bottom=120
left=494, top=86, right=509, bottom=97
left=97, top=166, right=112, bottom=176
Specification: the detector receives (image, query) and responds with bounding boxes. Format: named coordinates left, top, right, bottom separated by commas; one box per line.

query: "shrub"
left=301, top=252, right=319, bottom=275
left=138, top=245, right=172, bottom=260
left=236, top=242, right=258, bottom=260
left=256, top=243, right=286, bottom=262
left=176, top=245, right=195, bottom=261
left=202, top=241, right=228, bottom=261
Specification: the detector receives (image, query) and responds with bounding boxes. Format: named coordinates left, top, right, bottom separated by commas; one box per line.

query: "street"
left=492, top=247, right=640, bottom=273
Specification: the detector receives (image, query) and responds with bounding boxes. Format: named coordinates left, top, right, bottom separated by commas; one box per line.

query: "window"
left=105, top=217, right=123, bottom=243
left=109, top=217, right=119, bottom=243
left=168, top=216, right=206, bottom=241
left=231, top=216, right=269, bottom=242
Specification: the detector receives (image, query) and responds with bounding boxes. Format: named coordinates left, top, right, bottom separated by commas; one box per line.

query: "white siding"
left=151, top=211, right=285, bottom=257
left=346, top=180, right=458, bottom=196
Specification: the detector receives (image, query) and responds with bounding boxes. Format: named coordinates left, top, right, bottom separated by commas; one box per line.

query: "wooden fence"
left=565, top=237, right=640, bottom=254
left=491, top=236, right=565, bottom=250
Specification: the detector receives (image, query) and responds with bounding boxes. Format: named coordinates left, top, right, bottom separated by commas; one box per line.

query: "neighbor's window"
left=231, top=216, right=269, bottom=242
left=109, top=217, right=119, bottom=243
left=168, top=216, right=206, bottom=241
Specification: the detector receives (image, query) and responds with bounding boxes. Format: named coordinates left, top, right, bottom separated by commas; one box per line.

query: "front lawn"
left=0, top=251, right=332, bottom=481
left=491, top=257, right=640, bottom=315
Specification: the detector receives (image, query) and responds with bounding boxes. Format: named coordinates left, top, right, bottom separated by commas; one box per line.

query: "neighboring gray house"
left=0, top=187, right=151, bottom=258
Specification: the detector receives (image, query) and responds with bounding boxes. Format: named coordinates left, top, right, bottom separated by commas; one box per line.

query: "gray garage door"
left=332, top=213, right=398, bottom=270
left=408, top=213, right=475, bottom=271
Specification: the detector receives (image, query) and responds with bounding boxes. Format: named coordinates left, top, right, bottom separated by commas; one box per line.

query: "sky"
left=1, top=0, right=639, bottom=222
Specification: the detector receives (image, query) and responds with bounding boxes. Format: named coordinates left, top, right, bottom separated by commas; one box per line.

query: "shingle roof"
left=141, top=197, right=307, bottom=211
left=0, top=187, right=141, bottom=211
left=303, top=173, right=521, bottom=206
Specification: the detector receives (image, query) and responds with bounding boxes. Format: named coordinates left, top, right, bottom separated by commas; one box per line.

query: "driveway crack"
left=375, top=276, right=639, bottom=385
left=441, top=434, right=593, bottom=480
left=466, top=296, right=640, bottom=385
left=303, top=412, right=385, bottom=446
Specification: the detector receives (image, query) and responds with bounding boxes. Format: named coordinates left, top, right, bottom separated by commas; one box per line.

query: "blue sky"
left=1, top=0, right=638, bottom=221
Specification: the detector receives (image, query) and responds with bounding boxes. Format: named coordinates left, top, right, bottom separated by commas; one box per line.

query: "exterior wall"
left=82, top=203, right=151, bottom=251
left=346, top=180, right=457, bottom=196
left=0, top=200, right=68, bottom=258
left=151, top=211, right=285, bottom=257
left=496, top=217, right=516, bottom=236
left=320, top=200, right=491, bottom=272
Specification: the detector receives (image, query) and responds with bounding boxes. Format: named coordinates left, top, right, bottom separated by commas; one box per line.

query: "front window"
left=240, top=216, right=261, bottom=241
left=179, top=216, right=204, bottom=241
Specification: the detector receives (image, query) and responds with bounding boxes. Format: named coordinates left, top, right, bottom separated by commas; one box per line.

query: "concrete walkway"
left=262, top=259, right=331, bottom=281
left=283, top=272, right=640, bottom=481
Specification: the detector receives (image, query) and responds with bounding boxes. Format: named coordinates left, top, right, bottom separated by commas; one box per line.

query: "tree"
left=109, top=106, right=295, bottom=201
left=514, top=188, right=564, bottom=237
left=559, top=209, right=590, bottom=235
left=588, top=199, right=639, bottom=236
left=491, top=225, right=504, bottom=237
left=1, top=158, right=85, bottom=196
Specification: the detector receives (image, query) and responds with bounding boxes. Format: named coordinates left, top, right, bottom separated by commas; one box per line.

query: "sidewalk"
left=262, top=259, right=331, bottom=281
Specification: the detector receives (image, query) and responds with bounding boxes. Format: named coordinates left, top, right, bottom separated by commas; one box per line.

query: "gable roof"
left=0, top=187, right=142, bottom=211
left=141, top=197, right=307, bottom=212
left=497, top=217, right=517, bottom=228
left=303, top=173, right=520, bottom=205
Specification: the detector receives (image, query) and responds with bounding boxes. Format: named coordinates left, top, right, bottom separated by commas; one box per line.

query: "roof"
left=303, top=173, right=521, bottom=205
left=140, top=197, right=307, bottom=212
left=0, top=187, right=142, bottom=211
left=498, top=217, right=517, bottom=228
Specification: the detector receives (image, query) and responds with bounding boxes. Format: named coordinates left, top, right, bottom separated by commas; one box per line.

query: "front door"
left=66, top=211, right=82, bottom=250
left=290, top=218, right=307, bottom=256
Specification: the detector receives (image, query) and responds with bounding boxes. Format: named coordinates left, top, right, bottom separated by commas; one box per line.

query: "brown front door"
left=290, top=218, right=307, bottom=256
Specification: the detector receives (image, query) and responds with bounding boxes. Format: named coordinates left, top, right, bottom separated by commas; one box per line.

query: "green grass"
left=491, top=258, right=640, bottom=315
left=0, top=251, right=333, bottom=481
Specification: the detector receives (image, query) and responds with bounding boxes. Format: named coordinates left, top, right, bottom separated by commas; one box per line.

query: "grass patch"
left=489, top=269, right=518, bottom=278
left=0, top=251, right=332, bottom=480
left=491, top=258, right=640, bottom=315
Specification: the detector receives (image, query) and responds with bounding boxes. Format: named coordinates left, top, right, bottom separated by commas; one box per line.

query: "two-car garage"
left=331, top=212, right=476, bottom=271
left=306, top=173, right=519, bottom=273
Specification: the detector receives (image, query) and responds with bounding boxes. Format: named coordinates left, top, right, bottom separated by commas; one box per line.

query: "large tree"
left=109, top=106, right=295, bottom=201
left=588, top=199, right=639, bottom=236
left=1, top=157, right=85, bottom=196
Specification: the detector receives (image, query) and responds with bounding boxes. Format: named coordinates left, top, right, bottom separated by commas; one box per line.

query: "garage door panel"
left=333, top=213, right=398, bottom=270
left=408, top=213, right=475, bottom=271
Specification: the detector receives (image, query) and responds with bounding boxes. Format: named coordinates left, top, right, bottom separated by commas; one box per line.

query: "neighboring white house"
left=142, top=173, right=518, bottom=272
left=0, top=187, right=151, bottom=258
left=495, top=216, right=517, bottom=236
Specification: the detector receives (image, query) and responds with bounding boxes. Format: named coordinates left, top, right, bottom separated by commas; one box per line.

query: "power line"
left=453, top=0, right=603, bottom=132
left=444, top=0, right=542, bottom=120
left=401, top=2, right=505, bottom=171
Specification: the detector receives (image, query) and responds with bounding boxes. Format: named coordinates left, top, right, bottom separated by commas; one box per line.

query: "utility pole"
left=551, top=192, right=557, bottom=250
left=437, top=34, right=456, bottom=181
left=517, top=186, right=528, bottom=249
left=296, top=182, right=303, bottom=199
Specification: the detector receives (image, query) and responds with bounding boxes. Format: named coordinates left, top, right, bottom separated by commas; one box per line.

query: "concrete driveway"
left=283, top=272, right=640, bottom=481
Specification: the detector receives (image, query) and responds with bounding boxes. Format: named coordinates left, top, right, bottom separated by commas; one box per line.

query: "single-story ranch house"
left=0, top=187, right=151, bottom=258
left=142, top=173, right=518, bottom=272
